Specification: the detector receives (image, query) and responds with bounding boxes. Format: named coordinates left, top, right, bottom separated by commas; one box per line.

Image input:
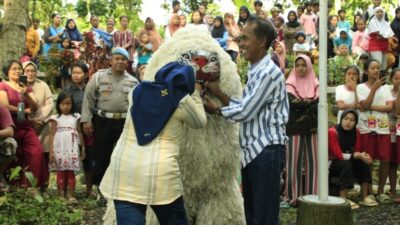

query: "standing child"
left=388, top=68, right=400, bottom=202
left=60, top=37, right=75, bottom=89
left=63, top=62, right=94, bottom=198
left=352, top=20, right=369, bottom=57
left=293, top=31, right=310, bottom=56
left=367, top=7, right=394, bottom=77
left=335, top=65, right=359, bottom=124
left=357, top=59, right=393, bottom=204
left=49, top=92, right=85, bottom=203
left=284, top=55, right=319, bottom=206
left=299, top=2, right=317, bottom=46
left=136, top=33, right=153, bottom=69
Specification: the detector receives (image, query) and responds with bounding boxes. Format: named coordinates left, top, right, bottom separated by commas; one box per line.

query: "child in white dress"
left=49, top=91, right=85, bottom=203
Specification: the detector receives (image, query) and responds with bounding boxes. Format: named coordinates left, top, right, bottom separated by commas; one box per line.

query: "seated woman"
left=99, top=62, right=207, bottom=225
left=0, top=60, right=46, bottom=191
left=328, top=109, right=377, bottom=208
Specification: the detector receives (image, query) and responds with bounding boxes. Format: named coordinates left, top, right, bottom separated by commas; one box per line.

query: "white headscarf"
left=368, top=7, right=394, bottom=38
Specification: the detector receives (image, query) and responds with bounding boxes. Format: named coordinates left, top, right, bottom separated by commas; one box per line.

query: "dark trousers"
left=114, top=197, right=189, bottom=225
left=330, top=159, right=372, bottom=190
left=91, top=115, right=125, bottom=185
left=242, top=145, right=285, bottom=225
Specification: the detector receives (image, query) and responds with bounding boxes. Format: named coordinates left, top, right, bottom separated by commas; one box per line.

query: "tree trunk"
left=0, top=0, right=29, bottom=69
left=297, top=195, right=354, bottom=225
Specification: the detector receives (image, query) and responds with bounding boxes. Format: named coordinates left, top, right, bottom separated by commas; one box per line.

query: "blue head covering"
left=131, top=62, right=195, bottom=145
left=64, top=19, right=83, bottom=42
left=112, top=47, right=129, bottom=60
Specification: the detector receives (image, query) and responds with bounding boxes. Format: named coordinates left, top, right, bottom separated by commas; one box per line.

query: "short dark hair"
left=338, top=9, right=346, bottom=14
left=246, top=16, right=277, bottom=50
left=119, top=15, right=129, bottom=21
left=71, top=61, right=89, bottom=74
left=32, top=18, right=40, bottom=23
left=172, top=0, right=180, bottom=7
left=2, top=59, right=22, bottom=77
left=254, top=1, right=263, bottom=7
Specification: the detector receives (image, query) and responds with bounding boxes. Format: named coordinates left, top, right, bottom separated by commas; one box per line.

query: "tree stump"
left=297, top=195, right=353, bottom=225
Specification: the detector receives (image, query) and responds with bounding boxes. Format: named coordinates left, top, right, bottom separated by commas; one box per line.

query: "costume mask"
left=178, top=50, right=220, bottom=83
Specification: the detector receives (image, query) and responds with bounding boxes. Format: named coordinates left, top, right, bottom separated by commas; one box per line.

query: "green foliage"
left=0, top=189, right=83, bottom=225
left=181, top=0, right=214, bottom=13
left=237, top=56, right=249, bottom=85
left=327, top=56, right=355, bottom=86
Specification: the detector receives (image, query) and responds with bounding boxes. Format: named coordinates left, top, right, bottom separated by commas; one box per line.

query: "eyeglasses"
left=24, top=69, right=36, bottom=74
left=10, top=68, right=22, bottom=71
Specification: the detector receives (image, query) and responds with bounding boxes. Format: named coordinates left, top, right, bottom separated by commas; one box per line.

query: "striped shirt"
left=221, top=54, right=289, bottom=167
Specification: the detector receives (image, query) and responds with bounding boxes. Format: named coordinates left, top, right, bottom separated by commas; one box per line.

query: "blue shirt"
left=221, top=54, right=289, bottom=167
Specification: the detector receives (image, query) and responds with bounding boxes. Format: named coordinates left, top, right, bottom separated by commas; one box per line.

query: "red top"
left=328, top=127, right=361, bottom=160
left=368, top=33, right=389, bottom=52
left=0, top=105, right=14, bottom=130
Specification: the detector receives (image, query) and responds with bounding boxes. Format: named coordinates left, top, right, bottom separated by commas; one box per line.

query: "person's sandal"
left=359, top=195, right=378, bottom=207
left=348, top=200, right=359, bottom=210
left=0, top=179, right=9, bottom=193
left=376, top=193, right=394, bottom=204
left=68, top=197, right=78, bottom=204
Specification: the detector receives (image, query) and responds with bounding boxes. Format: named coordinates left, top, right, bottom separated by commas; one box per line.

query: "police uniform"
left=81, top=68, right=138, bottom=185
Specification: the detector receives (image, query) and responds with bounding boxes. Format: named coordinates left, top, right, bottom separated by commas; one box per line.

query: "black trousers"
left=91, top=114, right=125, bottom=185
left=330, top=159, right=372, bottom=190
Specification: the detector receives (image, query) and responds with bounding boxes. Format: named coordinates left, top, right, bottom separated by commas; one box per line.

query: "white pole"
left=318, top=0, right=329, bottom=201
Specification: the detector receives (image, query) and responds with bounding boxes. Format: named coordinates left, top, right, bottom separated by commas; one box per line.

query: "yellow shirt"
left=100, top=90, right=207, bottom=205
left=25, top=27, right=40, bottom=57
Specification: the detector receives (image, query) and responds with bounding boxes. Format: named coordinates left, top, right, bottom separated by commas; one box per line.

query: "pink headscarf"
left=275, top=41, right=286, bottom=71
left=286, top=54, right=319, bottom=100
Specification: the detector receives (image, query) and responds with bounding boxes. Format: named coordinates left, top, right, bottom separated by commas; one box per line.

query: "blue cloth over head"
left=112, top=47, right=129, bottom=60
left=131, top=61, right=195, bottom=145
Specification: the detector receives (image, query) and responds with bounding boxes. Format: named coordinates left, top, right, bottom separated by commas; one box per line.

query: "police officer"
left=81, top=47, right=138, bottom=186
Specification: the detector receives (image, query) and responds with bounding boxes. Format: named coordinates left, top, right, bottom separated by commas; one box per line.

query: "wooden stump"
left=297, top=195, right=353, bottom=225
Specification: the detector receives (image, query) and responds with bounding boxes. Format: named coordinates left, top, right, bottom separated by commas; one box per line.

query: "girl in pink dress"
left=49, top=91, right=85, bottom=203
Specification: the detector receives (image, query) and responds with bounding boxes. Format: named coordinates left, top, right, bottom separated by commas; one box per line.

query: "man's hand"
left=204, top=81, right=221, bottom=97
left=203, top=95, right=220, bottom=115
left=83, top=122, right=94, bottom=137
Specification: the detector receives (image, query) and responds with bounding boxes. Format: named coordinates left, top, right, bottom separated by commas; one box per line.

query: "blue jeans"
left=114, top=196, right=189, bottom=225
left=242, top=145, right=285, bottom=225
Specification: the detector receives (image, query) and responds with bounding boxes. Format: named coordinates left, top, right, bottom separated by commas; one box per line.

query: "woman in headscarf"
left=211, top=16, right=228, bottom=50
left=63, top=19, right=83, bottom=42
left=368, top=7, right=395, bottom=75
left=42, top=13, right=64, bottom=55
left=328, top=110, right=376, bottom=208
left=283, top=11, right=303, bottom=55
left=100, top=62, right=207, bottom=225
left=224, top=12, right=240, bottom=62
left=237, top=6, right=251, bottom=31
left=136, top=17, right=163, bottom=52
left=390, top=7, right=400, bottom=67
left=164, top=14, right=181, bottom=41
left=204, top=14, right=214, bottom=32
left=271, top=41, right=288, bottom=73
left=283, top=54, right=319, bottom=207
left=334, top=30, right=353, bottom=54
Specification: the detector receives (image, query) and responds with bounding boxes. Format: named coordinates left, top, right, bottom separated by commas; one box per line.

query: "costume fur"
left=103, top=26, right=245, bottom=225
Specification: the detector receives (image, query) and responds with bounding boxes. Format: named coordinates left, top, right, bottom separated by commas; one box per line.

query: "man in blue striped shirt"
left=204, top=17, right=289, bottom=225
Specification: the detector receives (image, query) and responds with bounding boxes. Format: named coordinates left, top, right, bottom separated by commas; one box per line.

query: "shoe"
left=359, top=195, right=378, bottom=207
left=280, top=201, right=291, bottom=209
left=68, top=197, right=78, bottom=204
left=348, top=200, right=359, bottom=210
left=0, top=178, right=10, bottom=193
left=376, top=193, right=394, bottom=204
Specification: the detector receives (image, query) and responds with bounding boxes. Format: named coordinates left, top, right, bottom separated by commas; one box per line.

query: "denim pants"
left=114, top=196, right=189, bottom=225
left=242, top=145, right=286, bottom=225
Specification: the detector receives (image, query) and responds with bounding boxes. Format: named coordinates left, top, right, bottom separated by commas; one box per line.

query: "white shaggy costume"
left=103, top=26, right=245, bottom=225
